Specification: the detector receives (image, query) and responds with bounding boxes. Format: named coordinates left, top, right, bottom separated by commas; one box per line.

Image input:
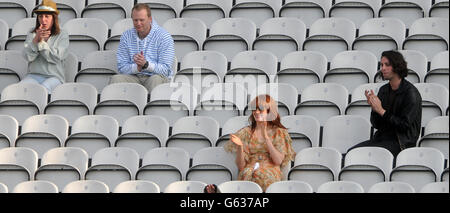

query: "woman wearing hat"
left=21, top=0, right=69, bottom=93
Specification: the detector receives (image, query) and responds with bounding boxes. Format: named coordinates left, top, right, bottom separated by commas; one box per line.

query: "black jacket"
left=371, top=79, right=422, bottom=149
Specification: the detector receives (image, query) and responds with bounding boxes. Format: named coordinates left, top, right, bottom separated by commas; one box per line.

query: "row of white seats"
left=1, top=180, right=448, bottom=193
left=0, top=146, right=448, bottom=192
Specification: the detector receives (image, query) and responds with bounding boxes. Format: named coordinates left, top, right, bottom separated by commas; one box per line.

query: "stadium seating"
left=75, top=50, right=118, bottom=93
left=415, top=83, right=449, bottom=127
left=164, top=181, right=207, bottom=193
left=0, top=19, right=7, bottom=50
left=216, top=116, right=249, bottom=147
left=81, top=0, right=133, bottom=29
left=0, top=50, right=28, bottom=94
left=0, top=115, right=18, bottom=149
left=0, top=0, right=35, bottom=29
left=329, top=0, right=382, bottom=28
left=113, top=180, right=160, bottom=193
left=230, top=0, right=282, bottom=28
left=105, top=18, right=133, bottom=51
left=180, top=0, right=232, bottom=29
left=368, top=182, right=415, bottom=193
left=4, top=18, right=34, bottom=52
left=316, top=181, right=364, bottom=193
left=281, top=115, right=320, bottom=153
left=0, top=147, right=38, bottom=191
left=417, top=116, right=449, bottom=159
left=265, top=180, right=313, bottom=193
left=62, top=180, right=109, bottom=193
left=419, top=182, right=449, bottom=193
left=426, top=51, right=449, bottom=89
left=12, top=180, right=58, bottom=193
left=379, top=0, right=431, bottom=28
left=218, top=181, right=263, bottom=193
left=138, top=0, right=184, bottom=25
left=280, top=0, right=331, bottom=28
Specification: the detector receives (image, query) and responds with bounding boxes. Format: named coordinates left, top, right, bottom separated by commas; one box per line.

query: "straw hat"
left=33, top=0, right=59, bottom=15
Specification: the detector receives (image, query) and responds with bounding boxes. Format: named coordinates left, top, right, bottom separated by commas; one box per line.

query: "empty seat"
left=288, top=147, right=342, bottom=192
left=368, top=182, right=415, bottom=193
left=276, top=51, right=327, bottom=94
left=4, top=18, right=34, bottom=51
left=330, top=0, right=382, bottom=28
left=203, top=18, right=257, bottom=62
left=345, top=83, right=384, bottom=121
left=0, top=83, right=48, bottom=125
left=0, top=115, right=18, bottom=149
left=113, top=180, right=160, bottom=193
left=442, top=162, right=448, bottom=181
left=63, top=18, right=109, bottom=61
left=164, top=181, right=207, bottom=193
left=0, top=147, right=38, bottom=191
left=137, top=0, right=184, bottom=25
left=166, top=116, right=219, bottom=158
left=403, top=18, right=449, bottom=60
left=281, top=115, right=320, bottom=153
left=41, top=0, right=85, bottom=25
left=65, top=115, right=119, bottom=158
left=35, top=147, right=88, bottom=192
left=115, top=115, right=170, bottom=159
left=317, top=181, right=364, bottom=193
left=63, top=52, right=79, bottom=83
left=325, top=51, right=378, bottom=94
left=144, top=83, right=198, bottom=126
left=181, top=0, right=233, bottom=28
left=394, top=50, right=428, bottom=83
left=303, top=18, right=356, bottom=61
left=82, top=0, right=133, bottom=29
left=265, top=180, right=313, bottom=193
left=252, top=18, right=306, bottom=61
left=194, top=83, right=247, bottom=127
left=230, top=0, right=282, bottom=28
left=380, top=0, right=431, bottom=28
left=339, top=147, right=394, bottom=192
left=0, top=0, right=35, bottom=29
left=418, top=116, right=449, bottom=159
left=420, top=182, right=449, bottom=193
left=0, top=19, right=7, bottom=50
left=76, top=51, right=118, bottom=93
left=104, top=18, right=133, bottom=50
left=44, top=83, right=98, bottom=126
left=390, top=147, right=445, bottom=191
left=353, top=18, right=406, bottom=59
left=136, top=147, right=190, bottom=191
left=85, top=147, right=139, bottom=190
left=225, top=51, right=277, bottom=94
left=15, top=115, right=69, bottom=158
left=62, top=180, right=109, bottom=193
left=216, top=116, right=249, bottom=147
left=430, top=0, right=449, bottom=18
left=294, top=83, right=349, bottom=126
left=0, top=182, right=7, bottom=193
left=0, top=50, right=28, bottom=95
left=186, top=147, right=237, bottom=185
left=426, top=51, right=449, bottom=89
left=415, top=83, right=449, bottom=127
left=280, top=0, right=332, bottom=28
left=12, top=180, right=58, bottom=193
left=218, top=181, right=263, bottom=193
left=246, top=83, right=298, bottom=116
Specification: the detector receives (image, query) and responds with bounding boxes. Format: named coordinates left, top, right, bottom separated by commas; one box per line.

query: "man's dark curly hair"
left=381, top=50, right=408, bottom=78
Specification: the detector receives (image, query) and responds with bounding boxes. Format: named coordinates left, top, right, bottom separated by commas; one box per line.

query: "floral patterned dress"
left=224, top=126, right=296, bottom=191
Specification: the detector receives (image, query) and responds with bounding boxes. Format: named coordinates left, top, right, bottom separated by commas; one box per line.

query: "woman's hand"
left=230, top=134, right=243, bottom=146
left=33, top=25, right=51, bottom=43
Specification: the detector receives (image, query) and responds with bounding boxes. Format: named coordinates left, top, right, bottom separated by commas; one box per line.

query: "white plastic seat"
left=420, top=182, right=449, bottom=193
left=136, top=147, right=190, bottom=191
left=216, top=116, right=249, bottom=147
left=62, top=180, right=109, bottom=193
left=194, top=83, right=247, bottom=127
left=415, top=83, right=449, bottom=127
left=0, top=83, right=48, bottom=125
left=164, top=181, right=207, bottom=193
left=265, top=181, right=313, bottom=193
left=430, top=0, right=449, bottom=18
left=425, top=51, right=449, bottom=89
left=380, top=0, right=431, bottom=28
left=294, top=83, right=349, bottom=126
left=104, top=18, right=133, bottom=50
left=230, top=0, right=282, bottom=28
left=12, top=180, right=58, bottom=193
left=63, top=18, right=109, bottom=61
left=63, top=52, right=79, bottom=83
left=0, top=19, right=7, bottom=50
left=442, top=163, right=448, bottom=182
left=345, top=83, right=384, bottom=121
left=81, top=0, right=133, bottom=29
left=65, top=115, right=119, bottom=158
left=275, top=51, right=327, bottom=94
left=186, top=147, right=237, bottom=185
left=0, top=50, right=29, bottom=100
left=246, top=83, right=298, bottom=116
left=390, top=147, right=445, bottom=191
left=44, top=83, right=98, bottom=126
left=85, top=147, right=139, bottom=190
left=0, top=147, right=38, bottom=191
left=0, top=0, right=35, bottom=29
left=115, top=115, right=170, bottom=159
left=113, top=180, right=161, bottom=193
left=144, top=83, right=198, bottom=126
left=0, top=115, right=18, bottom=149
left=317, top=181, right=364, bottom=193
left=418, top=116, right=449, bottom=159
left=76, top=50, right=118, bottom=93
left=252, top=18, right=306, bottom=61
left=137, top=0, right=184, bottom=25
left=203, top=18, right=257, bottom=62
left=353, top=18, right=406, bottom=59
left=281, top=115, right=320, bottom=153
left=0, top=182, right=7, bottom=193
left=225, top=51, right=278, bottom=94
left=339, top=147, right=394, bottom=192
left=35, top=147, right=88, bottom=192
left=39, top=0, right=85, bottom=25
left=288, top=147, right=342, bottom=192
left=368, top=182, right=415, bottom=193
left=280, top=0, right=332, bottom=28
left=180, top=0, right=232, bottom=29
left=329, top=0, right=382, bottom=28
left=166, top=116, right=219, bottom=158
left=391, top=50, right=428, bottom=84
left=403, top=18, right=449, bottom=60
left=325, top=51, right=378, bottom=94
left=218, top=181, right=263, bottom=193
left=15, top=115, right=69, bottom=158
left=4, top=18, right=34, bottom=51
left=303, top=18, right=356, bottom=61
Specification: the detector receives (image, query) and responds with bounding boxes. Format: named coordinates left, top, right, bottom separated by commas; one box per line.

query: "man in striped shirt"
left=110, top=3, right=175, bottom=92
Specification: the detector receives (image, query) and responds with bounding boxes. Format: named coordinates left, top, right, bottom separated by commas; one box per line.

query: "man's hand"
left=366, top=89, right=386, bottom=116
left=133, top=51, right=147, bottom=71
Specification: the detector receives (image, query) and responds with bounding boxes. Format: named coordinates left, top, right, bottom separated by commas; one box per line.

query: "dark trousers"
left=348, top=139, right=402, bottom=157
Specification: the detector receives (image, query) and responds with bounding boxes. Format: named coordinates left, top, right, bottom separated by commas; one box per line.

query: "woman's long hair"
left=32, top=12, right=60, bottom=35
left=248, top=94, right=286, bottom=134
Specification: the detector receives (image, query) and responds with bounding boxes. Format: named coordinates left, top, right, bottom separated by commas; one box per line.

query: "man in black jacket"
left=348, top=51, right=422, bottom=156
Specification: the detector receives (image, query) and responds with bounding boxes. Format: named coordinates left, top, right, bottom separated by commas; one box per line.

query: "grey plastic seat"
left=329, top=0, right=382, bottom=28
left=137, top=0, right=184, bottom=25
left=113, top=180, right=161, bottom=193
left=0, top=0, right=35, bottom=29
left=216, top=116, right=249, bottom=147
left=345, top=83, right=384, bottom=121
left=12, top=180, right=58, bottom=193
left=4, top=18, right=34, bottom=52
left=280, top=0, right=332, bottom=28
left=0, top=50, right=28, bottom=93
left=266, top=181, right=313, bottom=193
left=317, top=181, right=364, bottom=193
left=0, top=115, right=18, bottom=149
left=76, top=50, right=118, bottom=93
left=430, top=0, right=449, bottom=18
left=368, top=182, right=415, bottom=193
left=380, top=0, right=431, bottom=28
left=164, top=181, right=207, bottom=193
left=420, top=182, right=449, bottom=193
left=180, top=0, right=232, bottom=28
left=104, top=18, right=133, bottom=50
left=0, top=182, right=7, bottom=193
left=425, top=51, right=449, bottom=89
left=218, top=181, right=263, bottom=193
left=81, top=0, right=133, bottom=29
left=393, top=50, right=428, bottom=84
left=230, top=0, right=282, bottom=28
left=39, top=0, right=85, bottom=25
left=0, top=19, right=7, bottom=50
left=418, top=116, right=449, bottom=160
left=62, top=180, right=109, bottom=193
left=0, top=147, right=38, bottom=191
left=246, top=83, right=298, bottom=116
left=281, top=115, right=320, bottom=153
left=63, top=52, right=79, bottom=83
left=415, top=83, right=449, bottom=127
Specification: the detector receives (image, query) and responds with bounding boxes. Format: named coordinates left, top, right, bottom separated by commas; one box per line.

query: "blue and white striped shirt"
left=117, top=21, right=175, bottom=78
